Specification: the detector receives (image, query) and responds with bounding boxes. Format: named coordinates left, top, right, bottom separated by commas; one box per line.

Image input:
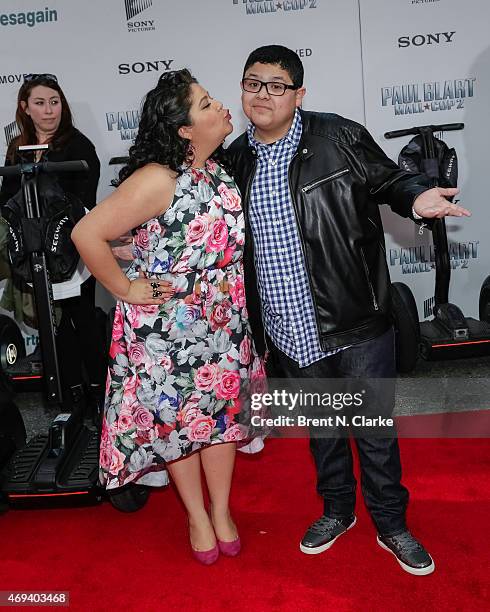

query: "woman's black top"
left=0, top=127, right=100, bottom=209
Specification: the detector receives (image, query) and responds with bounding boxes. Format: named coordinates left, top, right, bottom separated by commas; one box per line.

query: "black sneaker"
left=300, top=515, right=356, bottom=555
left=377, top=530, right=435, bottom=575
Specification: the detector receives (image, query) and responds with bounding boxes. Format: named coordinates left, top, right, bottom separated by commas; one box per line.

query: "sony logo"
left=118, top=59, right=174, bottom=75
left=398, top=31, right=455, bottom=48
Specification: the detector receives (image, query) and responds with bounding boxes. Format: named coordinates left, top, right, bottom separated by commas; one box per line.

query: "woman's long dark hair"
left=118, top=69, right=197, bottom=184
left=118, top=69, right=234, bottom=184
left=7, top=75, right=74, bottom=162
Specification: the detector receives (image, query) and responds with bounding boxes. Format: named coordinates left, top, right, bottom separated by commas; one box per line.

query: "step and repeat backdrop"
left=0, top=0, right=488, bottom=345
left=359, top=0, right=489, bottom=321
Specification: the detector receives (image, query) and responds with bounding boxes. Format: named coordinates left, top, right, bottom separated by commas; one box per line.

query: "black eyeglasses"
left=241, top=78, right=298, bottom=97
left=23, top=73, right=58, bottom=84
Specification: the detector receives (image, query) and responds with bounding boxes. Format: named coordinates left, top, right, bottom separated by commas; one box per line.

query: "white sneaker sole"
left=377, top=536, right=435, bottom=575
left=299, top=516, right=357, bottom=555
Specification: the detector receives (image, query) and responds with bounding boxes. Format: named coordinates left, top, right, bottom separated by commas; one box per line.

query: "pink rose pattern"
left=229, top=276, right=246, bottom=308
left=185, top=213, right=212, bottom=246
left=218, top=182, right=242, bottom=212
left=205, top=219, right=229, bottom=253
left=100, top=160, right=264, bottom=490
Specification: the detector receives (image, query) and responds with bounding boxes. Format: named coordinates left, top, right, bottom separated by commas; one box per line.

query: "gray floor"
left=397, top=353, right=490, bottom=415
left=16, top=353, right=490, bottom=440
left=17, top=391, right=64, bottom=440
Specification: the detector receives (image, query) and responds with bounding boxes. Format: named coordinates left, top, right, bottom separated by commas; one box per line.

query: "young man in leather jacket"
left=228, top=45, right=470, bottom=575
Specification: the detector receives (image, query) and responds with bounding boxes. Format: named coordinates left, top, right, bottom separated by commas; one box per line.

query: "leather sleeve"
left=353, top=125, right=432, bottom=218
left=64, top=133, right=100, bottom=210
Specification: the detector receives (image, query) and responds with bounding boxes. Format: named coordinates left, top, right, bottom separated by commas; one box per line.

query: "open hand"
left=413, top=187, right=471, bottom=219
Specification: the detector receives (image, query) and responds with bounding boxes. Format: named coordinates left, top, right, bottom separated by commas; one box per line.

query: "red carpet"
left=0, top=437, right=489, bottom=611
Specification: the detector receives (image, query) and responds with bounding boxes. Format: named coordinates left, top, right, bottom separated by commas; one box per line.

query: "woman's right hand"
left=120, top=276, right=175, bottom=305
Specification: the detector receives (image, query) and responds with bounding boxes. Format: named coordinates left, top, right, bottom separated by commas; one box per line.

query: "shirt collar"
left=247, top=108, right=302, bottom=151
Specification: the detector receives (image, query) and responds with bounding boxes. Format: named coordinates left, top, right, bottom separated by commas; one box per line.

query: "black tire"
left=108, top=484, right=150, bottom=512
left=0, top=386, right=26, bottom=472
left=391, top=282, right=420, bottom=373
left=0, top=315, right=26, bottom=373
left=479, top=275, right=490, bottom=323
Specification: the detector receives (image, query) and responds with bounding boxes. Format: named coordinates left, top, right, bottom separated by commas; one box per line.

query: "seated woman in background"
left=0, top=73, right=106, bottom=408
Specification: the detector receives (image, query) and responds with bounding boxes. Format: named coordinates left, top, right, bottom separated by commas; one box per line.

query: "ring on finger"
left=150, top=281, right=160, bottom=290
left=152, top=289, right=162, bottom=298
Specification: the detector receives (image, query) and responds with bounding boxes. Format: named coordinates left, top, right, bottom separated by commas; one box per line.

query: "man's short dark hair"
left=243, top=45, right=304, bottom=88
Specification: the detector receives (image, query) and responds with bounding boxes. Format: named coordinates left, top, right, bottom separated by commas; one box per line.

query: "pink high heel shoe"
left=191, top=543, right=219, bottom=565
left=217, top=536, right=241, bottom=557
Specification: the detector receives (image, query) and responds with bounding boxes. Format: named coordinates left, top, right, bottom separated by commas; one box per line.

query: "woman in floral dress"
left=72, top=70, right=263, bottom=564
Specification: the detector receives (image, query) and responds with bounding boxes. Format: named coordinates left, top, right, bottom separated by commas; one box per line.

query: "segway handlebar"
left=0, top=160, right=89, bottom=177
left=384, top=123, right=464, bottom=139
left=109, top=156, right=129, bottom=165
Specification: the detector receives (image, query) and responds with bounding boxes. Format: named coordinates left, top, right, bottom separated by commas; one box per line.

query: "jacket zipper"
left=360, top=247, right=379, bottom=311
left=301, top=167, right=349, bottom=194
left=367, top=216, right=386, bottom=255
left=245, top=156, right=269, bottom=354
left=289, top=153, right=324, bottom=340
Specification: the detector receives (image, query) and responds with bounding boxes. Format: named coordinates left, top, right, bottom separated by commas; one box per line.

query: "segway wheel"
left=108, top=484, right=150, bottom=512
left=391, top=282, right=420, bottom=373
left=479, top=276, right=490, bottom=323
left=0, top=382, right=26, bottom=513
left=0, top=315, right=26, bottom=372
left=0, top=396, right=26, bottom=466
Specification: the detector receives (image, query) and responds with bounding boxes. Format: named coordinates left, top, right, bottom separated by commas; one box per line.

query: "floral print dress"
left=100, top=161, right=263, bottom=490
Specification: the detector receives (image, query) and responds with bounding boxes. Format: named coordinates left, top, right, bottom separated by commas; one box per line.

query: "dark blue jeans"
left=266, top=328, right=409, bottom=536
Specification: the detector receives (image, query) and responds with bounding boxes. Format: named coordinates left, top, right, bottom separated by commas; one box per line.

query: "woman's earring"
left=186, top=142, right=195, bottom=165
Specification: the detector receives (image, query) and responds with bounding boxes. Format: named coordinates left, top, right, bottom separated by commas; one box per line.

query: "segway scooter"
left=0, top=151, right=148, bottom=512
left=385, top=122, right=490, bottom=372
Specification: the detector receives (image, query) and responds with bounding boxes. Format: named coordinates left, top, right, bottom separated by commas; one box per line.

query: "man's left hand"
left=413, top=187, right=471, bottom=218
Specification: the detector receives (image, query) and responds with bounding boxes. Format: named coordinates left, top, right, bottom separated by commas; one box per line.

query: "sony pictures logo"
left=118, top=59, right=174, bottom=75
left=398, top=31, right=455, bottom=48
left=423, top=296, right=435, bottom=319
left=381, top=77, right=476, bottom=116
left=232, top=0, right=318, bottom=16
left=124, top=0, right=156, bottom=33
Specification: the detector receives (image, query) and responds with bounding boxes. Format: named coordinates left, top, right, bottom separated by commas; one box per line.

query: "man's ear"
left=295, top=87, right=306, bottom=108
left=178, top=125, right=192, bottom=141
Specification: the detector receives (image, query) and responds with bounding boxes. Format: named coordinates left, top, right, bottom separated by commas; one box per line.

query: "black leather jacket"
left=227, top=110, right=431, bottom=357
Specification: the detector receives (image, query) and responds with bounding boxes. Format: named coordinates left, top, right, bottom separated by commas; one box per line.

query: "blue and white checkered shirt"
left=247, top=110, right=342, bottom=368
